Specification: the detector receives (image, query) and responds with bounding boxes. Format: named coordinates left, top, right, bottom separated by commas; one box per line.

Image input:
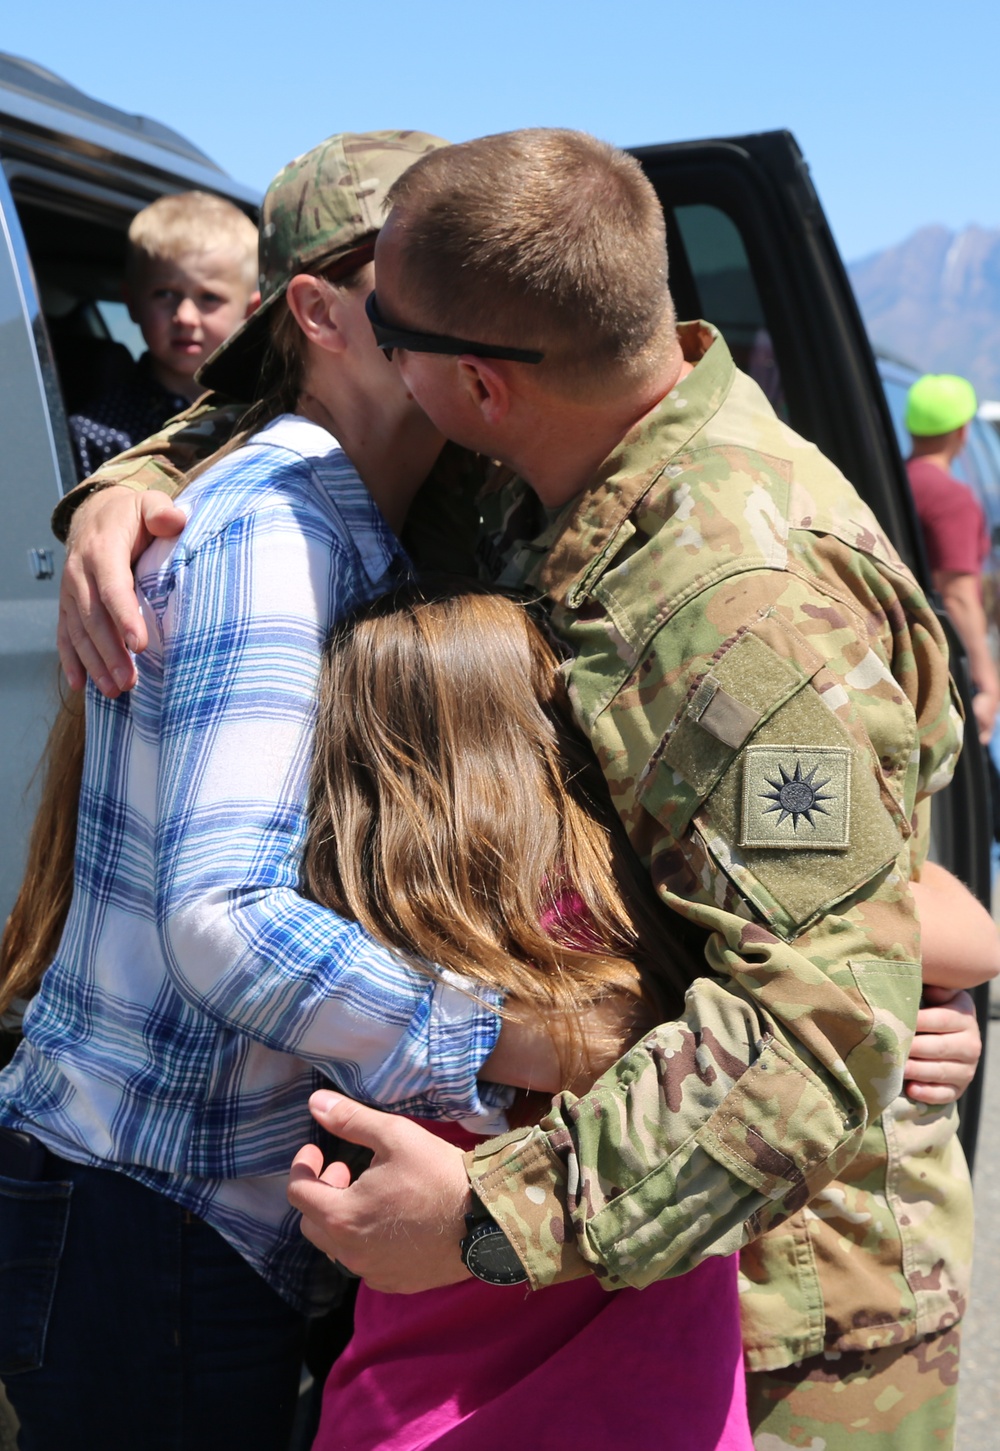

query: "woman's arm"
left=481, top=990, right=654, bottom=1098
left=138, top=453, right=507, bottom=1123
left=911, top=859, right=1000, bottom=989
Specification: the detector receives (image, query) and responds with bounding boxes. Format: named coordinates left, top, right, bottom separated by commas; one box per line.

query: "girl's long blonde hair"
left=303, top=582, right=691, bottom=1028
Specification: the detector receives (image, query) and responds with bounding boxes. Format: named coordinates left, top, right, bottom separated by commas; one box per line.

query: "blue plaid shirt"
left=0, top=416, right=507, bottom=1312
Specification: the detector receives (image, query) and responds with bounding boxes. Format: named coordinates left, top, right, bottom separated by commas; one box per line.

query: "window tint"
left=672, top=203, right=786, bottom=418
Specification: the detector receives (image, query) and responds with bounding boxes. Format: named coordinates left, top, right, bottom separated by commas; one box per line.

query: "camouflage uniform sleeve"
left=51, top=395, right=246, bottom=542
left=466, top=562, right=962, bottom=1290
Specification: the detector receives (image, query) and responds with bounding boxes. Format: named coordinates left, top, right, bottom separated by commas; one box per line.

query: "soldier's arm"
left=50, top=394, right=244, bottom=541
left=53, top=397, right=246, bottom=693
left=465, top=566, right=963, bottom=1290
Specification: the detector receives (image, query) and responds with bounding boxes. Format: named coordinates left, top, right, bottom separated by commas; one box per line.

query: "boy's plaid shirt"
left=0, top=416, right=507, bottom=1312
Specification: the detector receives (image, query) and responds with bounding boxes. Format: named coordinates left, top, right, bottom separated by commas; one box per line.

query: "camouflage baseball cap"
left=198, top=129, right=449, bottom=399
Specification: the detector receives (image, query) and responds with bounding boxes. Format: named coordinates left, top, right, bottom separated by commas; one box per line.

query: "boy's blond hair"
left=127, top=191, right=258, bottom=291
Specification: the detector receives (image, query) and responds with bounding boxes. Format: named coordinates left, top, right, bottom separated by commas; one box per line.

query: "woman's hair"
left=303, top=582, right=690, bottom=1034
left=0, top=262, right=368, bottom=1016
left=187, top=255, right=372, bottom=482
left=0, top=688, right=85, bottom=1018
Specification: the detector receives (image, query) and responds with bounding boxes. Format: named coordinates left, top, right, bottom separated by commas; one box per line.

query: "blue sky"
left=5, top=0, right=997, bottom=262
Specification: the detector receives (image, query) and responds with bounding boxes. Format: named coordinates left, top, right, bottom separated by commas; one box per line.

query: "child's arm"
left=905, top=986, right=981, bottom=1105
left=910, top=859, right=1000, bottom=989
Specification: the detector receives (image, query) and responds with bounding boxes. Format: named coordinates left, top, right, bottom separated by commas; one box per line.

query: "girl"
left=301, top=579, right=745, bottom=1451
left=298, top=581, right=998, bottom=1451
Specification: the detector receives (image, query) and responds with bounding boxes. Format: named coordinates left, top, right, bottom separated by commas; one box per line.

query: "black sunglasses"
left=365, top=291, right=543, bottom=364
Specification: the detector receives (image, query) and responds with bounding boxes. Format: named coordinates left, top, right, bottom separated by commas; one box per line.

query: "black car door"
left=629, top=129, right=991, bottom=1166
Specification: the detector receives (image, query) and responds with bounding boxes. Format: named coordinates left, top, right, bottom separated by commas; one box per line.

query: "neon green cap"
left=905, top=374, right=978, bottom=436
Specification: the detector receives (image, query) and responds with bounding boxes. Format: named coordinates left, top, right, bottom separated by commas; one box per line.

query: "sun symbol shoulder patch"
left=740, top=744, right=852, bottom=850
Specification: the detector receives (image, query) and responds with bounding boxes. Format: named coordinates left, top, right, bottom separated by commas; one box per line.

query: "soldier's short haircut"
left=385, top=129, right=675, bottom=390
left=126, top=191, right=258, bottom=291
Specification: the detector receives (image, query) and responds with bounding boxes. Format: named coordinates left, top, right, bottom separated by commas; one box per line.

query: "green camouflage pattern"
left=746, top=1325, right=960, bottom=1448
left=199, top=130, right=449, bottom=397
left=466, top=323, right=970, bottom=1369
left=255, top=130, right=447, bottom=303
left=52, top=397, right=483, bottom=574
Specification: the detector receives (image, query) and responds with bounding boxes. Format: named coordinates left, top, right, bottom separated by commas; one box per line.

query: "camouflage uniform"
left=745, top=1327, right=961, bottom=1449
left=465, top=322, right=970, bottom=1446
left=52, top=326, right=971, bottom=1444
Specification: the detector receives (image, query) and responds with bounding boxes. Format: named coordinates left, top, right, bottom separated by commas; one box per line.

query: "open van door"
left=630, top=129, right=992, bottom=1167
left=0, top=165, right=71, bottom=935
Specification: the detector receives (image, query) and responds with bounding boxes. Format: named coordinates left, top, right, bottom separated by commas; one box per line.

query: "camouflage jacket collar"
left=533, top=321, right=733, bottom=605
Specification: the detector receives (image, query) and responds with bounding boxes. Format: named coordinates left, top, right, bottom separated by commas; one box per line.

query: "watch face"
left=463, top=1223, right=528, bottom=1286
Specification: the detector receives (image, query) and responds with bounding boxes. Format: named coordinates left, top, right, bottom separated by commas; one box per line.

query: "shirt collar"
left=536, top=322, right=734, bottom=604
left=251, top=414, right=407, bottom=588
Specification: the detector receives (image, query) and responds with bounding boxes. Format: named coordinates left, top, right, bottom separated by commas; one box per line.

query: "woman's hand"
left=58, top=486, right=187, bottom=695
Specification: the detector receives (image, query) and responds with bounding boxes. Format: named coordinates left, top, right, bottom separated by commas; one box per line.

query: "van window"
left=12, top=188, right=137, bottom=425
left=95, top=299, right=144, bottom=358
left=670, top=202, right=787, bottom=420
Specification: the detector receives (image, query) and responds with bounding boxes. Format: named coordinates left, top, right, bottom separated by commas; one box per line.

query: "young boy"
left=68, top=191, right=258, bottom=478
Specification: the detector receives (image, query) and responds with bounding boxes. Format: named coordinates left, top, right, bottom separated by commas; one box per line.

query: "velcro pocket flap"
left=637, top=624, right=823, bottom=840
left=696, top=683, right=908, bottom=936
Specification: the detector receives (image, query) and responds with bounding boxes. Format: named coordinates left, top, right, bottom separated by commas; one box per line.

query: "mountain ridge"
left=848, top=224, right=1000, bottom=401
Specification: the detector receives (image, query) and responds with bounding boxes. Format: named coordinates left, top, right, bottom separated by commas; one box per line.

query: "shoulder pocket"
left=637, top=617, right=909, bottom=937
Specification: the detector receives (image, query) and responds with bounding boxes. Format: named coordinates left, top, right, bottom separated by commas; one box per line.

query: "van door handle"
left=29, top=548, right=55, bottom=580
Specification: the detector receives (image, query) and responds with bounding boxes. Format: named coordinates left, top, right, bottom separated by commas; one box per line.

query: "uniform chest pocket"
left=636, top=624, right=910, bottom=939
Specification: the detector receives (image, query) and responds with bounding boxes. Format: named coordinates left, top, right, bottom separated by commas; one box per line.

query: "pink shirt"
left=314, top=1122, right=752, bottom=1451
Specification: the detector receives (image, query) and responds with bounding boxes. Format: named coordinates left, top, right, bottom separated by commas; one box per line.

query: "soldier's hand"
left=904, top=986, right=982, bottom=1104
left=58, top=486, right=187, bottom=696
left=287, top=1091, right=473, bottom=1293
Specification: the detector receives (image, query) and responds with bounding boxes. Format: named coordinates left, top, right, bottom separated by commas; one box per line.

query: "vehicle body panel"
left=0, top=54, right=258, bottom=941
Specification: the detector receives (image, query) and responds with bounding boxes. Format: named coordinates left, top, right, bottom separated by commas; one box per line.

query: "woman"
left=0, top=131, right=575, bottom=1451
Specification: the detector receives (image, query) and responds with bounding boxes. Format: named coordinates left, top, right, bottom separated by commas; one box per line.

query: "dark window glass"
left=672, top=203, right=786, bottom=419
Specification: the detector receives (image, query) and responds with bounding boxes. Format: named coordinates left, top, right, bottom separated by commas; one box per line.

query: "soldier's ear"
left=455, top=356, right=511, bottom=427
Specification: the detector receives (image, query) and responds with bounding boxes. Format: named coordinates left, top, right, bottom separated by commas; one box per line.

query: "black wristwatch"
left=460, top=1196, right=529, bottom=1286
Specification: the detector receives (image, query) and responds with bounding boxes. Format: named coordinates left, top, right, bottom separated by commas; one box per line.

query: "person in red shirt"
left=906, top=373, right=1000, bottom=744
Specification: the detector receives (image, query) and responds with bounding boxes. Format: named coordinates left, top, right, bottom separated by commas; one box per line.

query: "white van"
left=0, top=53, right=257, bottom=926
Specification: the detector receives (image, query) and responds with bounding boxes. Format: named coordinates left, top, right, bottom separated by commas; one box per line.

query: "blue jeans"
left=0, top=1142, right=307, bottom=1451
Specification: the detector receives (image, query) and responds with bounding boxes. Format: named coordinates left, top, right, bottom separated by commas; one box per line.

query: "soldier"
left=53, top=131, right=983, bottom=1450
left=285, top=129, right=975, bottom=1451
